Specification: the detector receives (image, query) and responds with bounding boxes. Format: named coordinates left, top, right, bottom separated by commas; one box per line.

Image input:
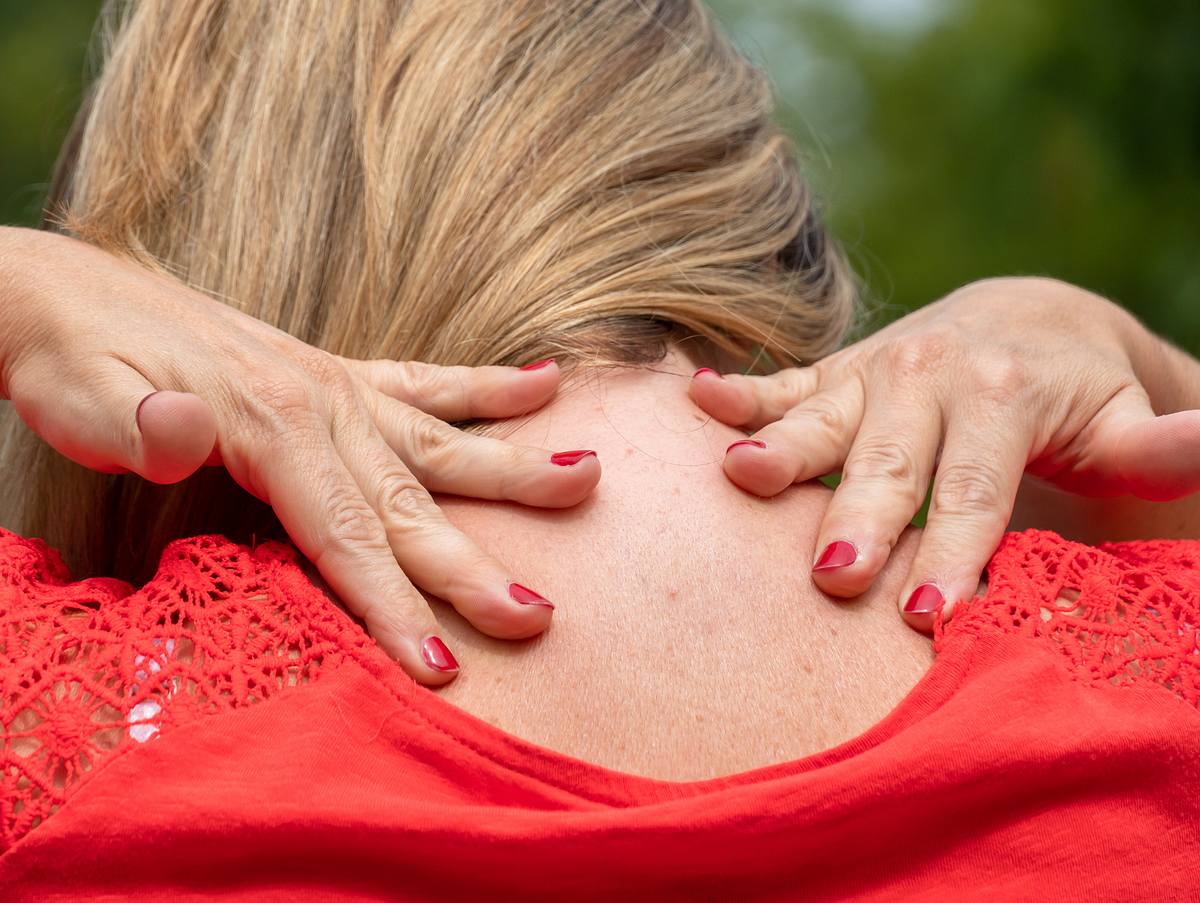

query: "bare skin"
left=0, top=226, right=601, bottom=685
left=690, top=277, right=1200, bottom=626
left=12, top=233, right=1193, bottom=779
left=414, top=300, right=1198, bottom=781
left=417, top=349, right=937, bottom=782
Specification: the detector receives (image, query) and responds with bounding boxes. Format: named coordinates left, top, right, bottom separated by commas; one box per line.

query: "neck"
left=421, top=348, right=934, bottom=781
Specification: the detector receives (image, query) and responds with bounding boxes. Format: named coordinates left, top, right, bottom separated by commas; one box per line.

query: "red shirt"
left=0, top=525, right=1197, bottom=901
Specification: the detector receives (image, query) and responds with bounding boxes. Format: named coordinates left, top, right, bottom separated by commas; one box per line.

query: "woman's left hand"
left=689, top=276, right=1200, bottom=628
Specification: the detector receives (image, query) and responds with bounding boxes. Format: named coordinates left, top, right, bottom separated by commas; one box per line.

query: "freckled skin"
left=432, top=349, right=934, bottom=782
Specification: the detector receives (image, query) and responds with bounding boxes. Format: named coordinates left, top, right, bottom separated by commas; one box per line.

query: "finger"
left=689, top=366, right=821, bottom=430
left=10, top=356, right=216, bottom=484
left=1116, top=410, right=1200, bottom=499
left=365, top=393, right=600, bottom=507
left=898, top=409, right=1031, bottom=632
left=808, top=397, right=943, bottom=599
left=133, top=391, right=221, bottom=483
left=1088, top=384, right=1200, bottom=501
left=720, top=382, right=864, bottom=497
left=330, top=405, right=559, bottom=646
left=338, top=357, right=560, bottom=421
left=255, top=418, right=463, bottom=686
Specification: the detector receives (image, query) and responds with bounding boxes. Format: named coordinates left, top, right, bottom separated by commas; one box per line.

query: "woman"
left=0, top=0, right=1197, bottom=899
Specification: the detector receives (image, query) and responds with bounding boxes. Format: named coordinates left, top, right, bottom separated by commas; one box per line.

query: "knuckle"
left=933, top=463, right=1008, bottom=519
left=403, top=361, right=458, bottom=405
left=791, top=393, right=845, bottom=440
left=403, top=414, right=456, bottom=462
left=770, top=368, right=812, bottom=404
left=970, top=355, right=1031, bottom=404
left=321, top=489, right=385, bottom=554
left=845, top=440, right=919, bottom=486
left=377, top=474, right=436, bottom=527
left=883, top=333, right=954, bottom=378
left=781, top=367, right=811, bottom=392
left=302, top=350, right=358, bottom=399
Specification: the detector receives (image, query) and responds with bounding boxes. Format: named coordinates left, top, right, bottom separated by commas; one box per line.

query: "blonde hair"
left=0, top=0, right=855, bottom=582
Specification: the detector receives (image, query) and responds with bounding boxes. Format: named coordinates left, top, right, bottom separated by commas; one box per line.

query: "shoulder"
left=0, top=526, right=387, bottom=855
left=938, top=528, right=1200, bottom=707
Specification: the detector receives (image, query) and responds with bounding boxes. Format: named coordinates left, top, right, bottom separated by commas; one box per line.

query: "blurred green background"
left=2, top=0, right=1197, bottom=349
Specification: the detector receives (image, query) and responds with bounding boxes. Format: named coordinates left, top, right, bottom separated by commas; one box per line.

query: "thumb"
left=1092, top=385, right=1200, bottom=501
left=132, top=389, right=220, bottom=483
left=13, top=358, right=218, bottom=484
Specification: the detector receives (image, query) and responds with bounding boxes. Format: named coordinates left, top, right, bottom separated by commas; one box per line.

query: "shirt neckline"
left=386, top=599, right=988, bottom=807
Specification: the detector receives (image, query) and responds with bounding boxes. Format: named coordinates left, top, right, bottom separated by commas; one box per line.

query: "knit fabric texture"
left=0, top=528, right=391, bottom=853
left=0, top=524, right=1198, bottom=901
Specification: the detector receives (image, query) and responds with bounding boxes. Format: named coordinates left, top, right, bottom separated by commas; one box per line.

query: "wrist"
left=1121, top=312, right=1200, bottom=414
left=0, top=227, right=24, bottom=399
left=1023, top=276, right=1200, bottom=415
left=0, top=226, right=48, bottom=401
left=964, top=276, right=1199, bottom=412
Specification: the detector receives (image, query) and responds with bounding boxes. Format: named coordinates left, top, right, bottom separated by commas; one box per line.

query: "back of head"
left=0, top=0, right=856, bottom=580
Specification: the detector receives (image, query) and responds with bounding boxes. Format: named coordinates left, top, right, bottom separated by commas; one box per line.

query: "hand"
left=688, top=276, right=1200, bottom=628
left=0, top=227, right=600, bottom=682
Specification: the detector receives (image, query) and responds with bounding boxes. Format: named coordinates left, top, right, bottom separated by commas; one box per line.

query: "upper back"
left=430, top=362, right=936, bottom=780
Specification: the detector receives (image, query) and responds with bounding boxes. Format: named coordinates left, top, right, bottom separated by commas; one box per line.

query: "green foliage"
left=0, top=0, right=101, bottom=226
left=710, top=0, right=1200, bottom=351
left=2, top=0, right=1197, bottom=351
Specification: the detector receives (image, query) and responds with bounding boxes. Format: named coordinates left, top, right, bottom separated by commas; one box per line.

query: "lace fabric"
left=0, top=528, right=387, bottom=855
left=0, top=525, right=1197, bottom=856
left=941, top=529, right=1200, bottom=708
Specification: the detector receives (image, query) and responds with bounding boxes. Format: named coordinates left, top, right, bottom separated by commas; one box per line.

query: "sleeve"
left=945, top=528, right=1199, bottom=708
left=0, top=525, right=382, bottom=856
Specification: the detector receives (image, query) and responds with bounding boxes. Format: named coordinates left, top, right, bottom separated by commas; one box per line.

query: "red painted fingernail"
left=692, top=367, right=722, bottom=379
left=520, top=358, right=555, bottom=371
left=509, top=582, right=554, bottom=609
left=814, top=540, right=858, bottom=572
left=421, top=636, right=459, bottom=672
left=726, top=439, right=766, bottom=454
left=904, top=583, right=945, bottom=614
left=135, top=391, right=160, bottom=434
left=550, top=449, right=597, bottom=466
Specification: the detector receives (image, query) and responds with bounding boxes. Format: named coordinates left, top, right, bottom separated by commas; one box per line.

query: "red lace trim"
left=1, top=526, right=1197, bottom=855
left=938, top=529, right=1200, bottom=707
left=0, top=527, right=389, bottom=855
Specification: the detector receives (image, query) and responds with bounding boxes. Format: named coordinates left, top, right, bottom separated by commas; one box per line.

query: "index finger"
left=254, top=418, right=461, bottom=685
left=338, top=357, right=561, bottom=422
left=689, top=366, right=822, bottom=430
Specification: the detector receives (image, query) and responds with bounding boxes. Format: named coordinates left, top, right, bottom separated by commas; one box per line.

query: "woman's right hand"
left=0, top=226, right=600, bottom=684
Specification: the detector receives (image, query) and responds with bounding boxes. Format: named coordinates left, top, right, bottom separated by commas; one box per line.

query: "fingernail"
left=550, top=449, right=597, bottom=466
left=904, top=583, right=945, bottom=614
left=520, top=358, right=555, bottom=371
left=509, top=582, right=554, bottom=609
left=726, top=438, right=766, bottom=454
left=693, top=367, right=722, bottom=379
left=421, top=635, right=459, bottom=672
left=814, top=540, right=858, bottom=572
left=135, top=391, right=161, bottom=434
